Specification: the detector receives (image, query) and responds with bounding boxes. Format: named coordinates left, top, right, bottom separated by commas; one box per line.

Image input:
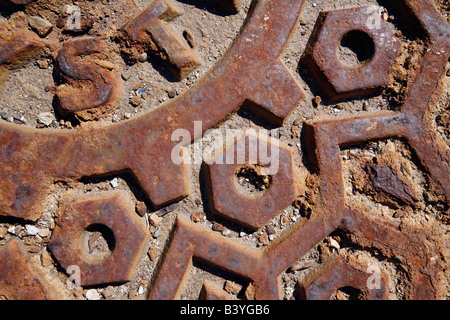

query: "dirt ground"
left=0, top=0, right=448, bottom=300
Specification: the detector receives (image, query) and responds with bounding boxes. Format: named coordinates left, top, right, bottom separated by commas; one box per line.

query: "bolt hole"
left=332, top=286, right=363, bottom=300
left=235, top=165, right=273, bottom=196
left=338, top=30, right=375, bottom=67
left=81, top=224, right=115, bottom=262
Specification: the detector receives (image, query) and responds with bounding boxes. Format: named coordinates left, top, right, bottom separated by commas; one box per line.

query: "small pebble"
left=167, top=90, right=176, bottom=99
left=149, top=213, right=162, bottom=227
left=95, top=59, right=115, bottom=70
left=138, top=286, right=144, bottom=295
left=29, top=16, right=53, bottom=37
left=362, top=101, right=369, bottom=111
left=258, top=232, right=270, bottom=246
left=329, top=238, right=340, bottom=251
left=0, top=110, right=8, bottom=120
left=38, top=228, right=50, bottom=238
left=110, top=178, right=119, bottom=188
left=290, top=258, right=316, bottom=272
left=190, top=212, right=205, bottom=223
left=245, top=283, right=255, bottom=300
left=156, top=203, right=178, bottom=217
left=121, top=70, right=133, bottom=81
left=25, top=225, right=39, bottom=236
left=135, top=201, right=147, bottom=217
left=224, top=280, right=241, bottom=295
left=37, top=112, right=55, bottom=127
left=36, top=59, right=49, bottom=69
left=266, top=225, right=276, bottom=235
left=130, top=95, right=142, bottom=106
left=313, top=96, right=322, bottom=108
left=138, top=52, right=148, bottom=62
left=152, top=228, right=161, bottom=239
left=183, top=29, right=195, bottom=48
left=40, top=250, right=53, bottom=267
left=85, top=289, right=101, bottom=300
left=128, top=289, right=138, bottom=299
left=212, top=222, right=225, bottom=232
left=102, top=286, right=115, bottom=299
left=7, top=226, right=17, bottom=235
left=148, top=243, right=158, bottom=261
left=13, top=113, right=26, bottom=123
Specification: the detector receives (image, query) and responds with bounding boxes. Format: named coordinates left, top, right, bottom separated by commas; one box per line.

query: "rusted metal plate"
left=205, top=131, right=300, bottom=230
left=48, top=192, right=150, bottom=286
left=148, top=0, right=449, bottom=300
left=0, top=0, right=448, bottom=301
left=0, top=239, right=66, bottom=299
left=302, top=6, right=401, bottom=101
left=297, top=255, right=388, bottom=300
left=121, top=0, right=201, bottom=79
left=55, top=37, right=122, bottom=120
left=0, top=0, right=304, bottom=222
left=0, top=32, right=43, bottom=69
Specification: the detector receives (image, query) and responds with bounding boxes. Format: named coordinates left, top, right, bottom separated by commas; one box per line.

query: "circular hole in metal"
left=338, top=30, right=375, bottom=67
left=80, top=223, right=116, bottom=262
left=235, top=165, right=273, bottom=197
left=332, top=286, right=363, bottom=300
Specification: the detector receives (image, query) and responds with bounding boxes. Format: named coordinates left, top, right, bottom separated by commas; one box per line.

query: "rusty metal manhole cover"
left=0, top=0, right=448, bottom=301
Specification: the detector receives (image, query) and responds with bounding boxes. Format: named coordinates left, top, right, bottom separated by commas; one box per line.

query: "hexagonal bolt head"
left=301, top=6, right=400, bottom=101
left=204, top=130, right=300, bottom=230
left=48, top=192, right=150, bottom=286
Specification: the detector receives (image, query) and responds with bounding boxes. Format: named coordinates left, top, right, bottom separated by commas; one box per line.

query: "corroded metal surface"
left=121, top=0, right=201, bottom=79
left=0, top=0, right=448, bottom=300
left=200, top=281, right=230, bottom=300
left=0, top=33, right=43, bottom=69
left=0, top=0, right=304, bottom=222
left=0, top=239, right=65, bottom=300
left=48, top=192, right=150, bottom=286
left=302, top=6, right=401, bottom=101
left=205, top=131, right=300, bottom=230
left=297, top=255, right=388, bottom=300
left=55, top=37, right=122, bottom=120
left=148, top=0, right=449, bottom=300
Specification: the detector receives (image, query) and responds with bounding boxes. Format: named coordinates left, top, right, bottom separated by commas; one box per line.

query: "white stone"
left=85, top=289, right=101, bottom=300
left=38, top=112, right=55, bottom=126
left=110, top=178, right=119, bottom=188
left=7, top=226, right=16, bottom=235
left=329, top=238, right=340, bottom=251
left=25, top=225, right=39, bottom=236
